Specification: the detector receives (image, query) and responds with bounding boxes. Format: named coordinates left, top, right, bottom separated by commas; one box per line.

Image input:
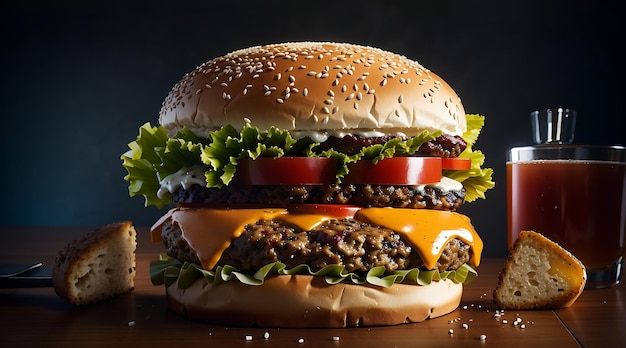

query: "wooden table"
left=1, top=226, right=624, bottom=347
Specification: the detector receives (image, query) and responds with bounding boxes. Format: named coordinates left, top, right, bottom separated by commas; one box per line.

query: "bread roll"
left=158, top=42, right=466, bottom=138
left=494, top=230, right=586, bottom=309
left=166, top=274, right=463, bottom=328
left=53, top=221, right=137, bottom=306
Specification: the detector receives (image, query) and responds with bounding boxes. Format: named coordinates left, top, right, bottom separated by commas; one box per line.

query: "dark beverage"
left=507, top=159, right=626, bottom=271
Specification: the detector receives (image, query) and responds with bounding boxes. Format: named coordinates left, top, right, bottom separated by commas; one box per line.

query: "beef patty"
left=173, top=182, right=465, bottom=210
left=161, top=218, right=472, bottom=274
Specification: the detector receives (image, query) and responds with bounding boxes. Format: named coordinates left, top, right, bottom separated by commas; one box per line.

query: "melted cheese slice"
left=150, top=207, right=483, bottom=271
left=355, top=208, right=483, bottom=269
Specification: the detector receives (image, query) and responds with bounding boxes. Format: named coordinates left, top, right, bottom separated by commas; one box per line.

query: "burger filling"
left=172, top=181, right=465, bottom=210
left=161, top=219, right=472, bottom=275
left=311, top=134, right=467, bottom=157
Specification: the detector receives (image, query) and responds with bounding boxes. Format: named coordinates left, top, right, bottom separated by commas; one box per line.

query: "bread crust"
left=159, top=42, right=466, bottom=137
left=165, top=274, right=462, bottom=328
left=493, top=231, right=586, bottom=309
left=53, top=221, right=137, bottom=306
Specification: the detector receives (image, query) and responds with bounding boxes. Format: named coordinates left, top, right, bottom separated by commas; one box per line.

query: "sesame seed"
left=289, top=75, right=296, bottom=83
left=243, top=88, right=248, bottom=95
left=275, top=73, right=282, bottom=80
left=332, top=106, right=339, bottom=114
left=341, top=85, right=347, bottom=92
left=462, top=323, right=469, bottom=329
left=327, top=90, right=335, bottom=97
left=346, top=93, right=354, bottom=100
left=479, top=334, right=487, bottom=341
left=356, top=92, right=362, bottom=100
left=243, top=117, right=251, bottom=124
left=332, top=336, right=340, bottom=341
left=276, top=98, right=284, bottom=103
left=128, top=321, right=136, bottom=327
left=264, top=332, right=270, bottom=339
left=321, top=106, right=331, bottom=114
left=264, top=91, right=272, bottom=96
left=303, top=88, right=309, bottom=96
left=381, top=78, right=388, bottom=86
left=324, top=99, right=333, bottom=105
left=398, top=95, right=403, bottom=103
left=353, top=102, right=358, bottom=109
left=322, top=116, right=330, bottom=124
left=245, top=335, right=253, bottom=341
left=298, top=338, right=305, bottom=344
left=448, top=329, right=454, bottom=335
left=307, top=71, right=316, bottom=76
left=368, top=89, right=375, bottom=94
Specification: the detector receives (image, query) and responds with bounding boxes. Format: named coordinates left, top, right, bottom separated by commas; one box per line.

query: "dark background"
left=1, top=1, right=623, bottom=258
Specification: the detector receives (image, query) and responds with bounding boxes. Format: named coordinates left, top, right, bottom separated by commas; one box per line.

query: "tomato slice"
left=233, top=157, right=337, bottom=185
left=232, top=156, right=466, bottom=186
left=287, top=204, right=361, bottom=218
left=343, top=157, right=442, bottom=185
left=441, top=157, right=471, bottom=170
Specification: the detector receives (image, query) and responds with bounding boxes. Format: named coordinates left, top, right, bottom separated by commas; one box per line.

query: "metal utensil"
left=0, top=263, right=53, bottom=288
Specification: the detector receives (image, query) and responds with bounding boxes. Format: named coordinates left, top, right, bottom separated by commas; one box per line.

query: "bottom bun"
left=166, top=274, right=463, bottom=328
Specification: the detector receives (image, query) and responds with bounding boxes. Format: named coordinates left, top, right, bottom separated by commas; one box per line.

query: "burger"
left=121, top=42, right=494, bottom=328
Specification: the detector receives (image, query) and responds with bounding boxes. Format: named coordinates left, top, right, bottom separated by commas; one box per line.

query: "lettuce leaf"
left=120, top=123, right=170, bottom=208
left=150, top=255, right=478, bottom=289
left=443, top=114, right=495, bottom=202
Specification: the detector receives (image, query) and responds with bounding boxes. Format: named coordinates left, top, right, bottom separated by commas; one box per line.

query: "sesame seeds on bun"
left=159, top=42, right=466, bottom=138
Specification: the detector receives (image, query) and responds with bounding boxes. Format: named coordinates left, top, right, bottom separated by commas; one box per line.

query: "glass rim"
left=507, top=144, right=626, bottom=162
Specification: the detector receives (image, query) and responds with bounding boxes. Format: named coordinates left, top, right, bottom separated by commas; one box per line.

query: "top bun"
left=159, top=42, right=466, bottom=138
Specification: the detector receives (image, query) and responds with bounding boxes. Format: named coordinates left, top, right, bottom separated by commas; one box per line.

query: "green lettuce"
left=443, top=114, right=495, bottom=202
left=150, top=255, right=478, bottom=289
left=121, top=115, right=494, bottom=207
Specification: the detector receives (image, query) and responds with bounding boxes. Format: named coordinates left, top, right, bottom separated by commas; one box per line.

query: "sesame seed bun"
left=159, top=42, right=466, bottom=137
